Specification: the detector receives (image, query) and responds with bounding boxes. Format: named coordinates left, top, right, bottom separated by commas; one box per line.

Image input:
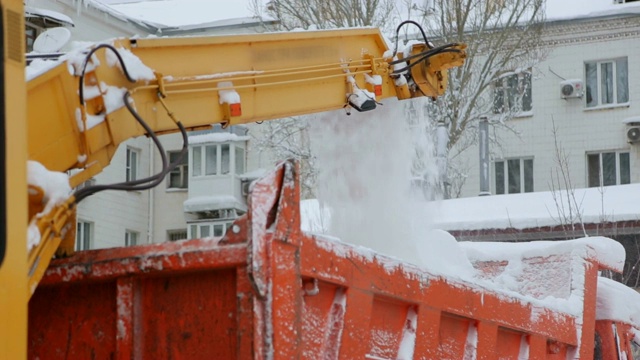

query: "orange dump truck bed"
left=28, top=161, right=633, bottom=359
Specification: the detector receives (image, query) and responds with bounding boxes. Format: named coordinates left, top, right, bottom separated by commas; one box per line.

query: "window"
left=126, top=147, right=139, bottom=182
left=192, top=144, right=240, bottom=177
left=205, top=145, right=217, bottom=175
left=188, top=222, right=233, bottom=239
left=585, top=58, right=629, bottom=108
left=25, top=24, right=38, bottom=52
left=235, top=147, right=245, bottom=175
left=167, top=151, right=188, bottom=189
left=587, top=151, right=630, bottom=187
left=494, top=158, right=533, bottom=194
left=221, top=144, right=230, bottom=175
left=493, top=70, right=532, bottom=114
left=167, top=229, right=187, bottom=242
left=125, top=230, right=139, bottom=247
left=76, top=220, right=92, bottom=251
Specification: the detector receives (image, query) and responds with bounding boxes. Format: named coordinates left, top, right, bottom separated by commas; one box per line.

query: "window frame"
left=585, top=57, right=629, bottom=109
left=167, top=229, right=187, bottom=242
left=191, top=143, right=244, bottom=178
left=76, top=220, right=93, bottom=251
left=25, top=23, right=40, bottom=53
left=494, top=157, right=534, bottom=195
left=188, top=221, right=234, bottom=239
left=493, top=69, right=533, bottom=115
left=125, top=229, right=139, bottom=247
left=586, top=151, right=631, bottom=188
left=125, top=146, right=140, bottom=182
left=167, top=151, right=188, bottom=189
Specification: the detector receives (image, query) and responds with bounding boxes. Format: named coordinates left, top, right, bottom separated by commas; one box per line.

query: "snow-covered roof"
left=92, top=0, right=276, bottom=33
left=183, top=195, right=245, bottom=213
left=25, top=6, right=74, bottom=26
left=545, top=0, right=640, bottom=21
left=188, top=133, right=250, bottom=145
left=432, top=184, right=640, bottom=232
left=398, top=0, right=640, bottom=23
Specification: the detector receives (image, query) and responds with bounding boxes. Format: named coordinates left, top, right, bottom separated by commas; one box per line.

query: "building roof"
left=545, top=0, right=640, bottom=22
left=25, top=6, right=74, bottom=27
left=90, top=0, right=277, bottom=34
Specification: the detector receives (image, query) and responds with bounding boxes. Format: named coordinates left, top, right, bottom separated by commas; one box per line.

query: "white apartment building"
left=455, top=2, right=640, bottom=198
left=24, top=0, right=278, bottom=250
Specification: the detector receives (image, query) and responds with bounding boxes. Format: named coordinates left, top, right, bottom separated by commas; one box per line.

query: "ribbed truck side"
left=29, top=160, right=614, bottom=359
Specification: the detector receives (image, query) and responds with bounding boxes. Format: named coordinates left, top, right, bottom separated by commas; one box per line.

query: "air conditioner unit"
left=560, top=79, right=584, bottom=99
left=627, top=126, right=640, bottom=144
left=241, top=181, right=252, bottom=196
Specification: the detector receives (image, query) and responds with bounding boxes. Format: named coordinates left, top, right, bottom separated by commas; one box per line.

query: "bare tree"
left=406, top=0, right=547, bottom=195
left=248, top=0, right=397, bottom=199
left=253, top=0, right=395, bottom=30
left=546, top=119, right=587, bottom=238
left=251, top=117, right=317, bottom=199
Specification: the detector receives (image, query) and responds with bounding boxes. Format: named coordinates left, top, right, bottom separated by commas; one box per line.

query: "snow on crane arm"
left=27, top=161, right=72, bottom=250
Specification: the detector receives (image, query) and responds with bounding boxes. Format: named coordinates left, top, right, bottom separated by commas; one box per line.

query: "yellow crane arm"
left=25, top=28, right=466, bottom=296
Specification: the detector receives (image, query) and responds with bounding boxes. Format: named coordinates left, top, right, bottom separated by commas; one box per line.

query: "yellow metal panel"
left=27, top=63, right=83, bottom=172
left=0, top=0, right=27, bottom=358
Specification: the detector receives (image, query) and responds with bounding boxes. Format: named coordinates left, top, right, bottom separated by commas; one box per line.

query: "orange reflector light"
left=230, top=103, right=242, bottom=117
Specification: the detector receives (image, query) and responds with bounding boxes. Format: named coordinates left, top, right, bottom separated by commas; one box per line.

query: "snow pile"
left=461, top=237, right=625, bottom=274
left=106, top=46, right=155, bottom=81
left=27, top=39, right=154, bottom=84
left=597, top=277, right=640, bottom=327
left=26, top=58, right=63, bottom=81
left=218, top=81, right=240, bottom=105
left=27, top=161, right=73, bottom=250
left=459, top=237, right=625, bottom=317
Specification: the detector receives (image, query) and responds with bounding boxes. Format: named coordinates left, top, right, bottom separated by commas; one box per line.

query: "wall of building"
left=76, top=136, right=150, bottom=249
left=455, top=15, right=640, bottom=198
left=151, top=133, right=189, bottom=243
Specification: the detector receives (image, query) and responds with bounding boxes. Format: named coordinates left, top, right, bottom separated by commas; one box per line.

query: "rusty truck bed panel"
left=29, top=161, right=605, bottom=359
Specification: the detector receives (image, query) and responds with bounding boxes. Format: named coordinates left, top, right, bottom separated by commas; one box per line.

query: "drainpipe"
left=147, top=138, right=154, bottom=244
left=436, top=121, right=449, bottom=199
left=479, top=117, right=490, bottom=196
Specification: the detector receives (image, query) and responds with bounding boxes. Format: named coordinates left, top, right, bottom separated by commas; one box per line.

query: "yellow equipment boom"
left=0, top=0, right=466, bottom=356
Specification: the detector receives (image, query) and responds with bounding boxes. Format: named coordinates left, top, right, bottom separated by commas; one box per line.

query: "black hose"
left=388, top=42, right=461, bottom=66
left=78, top=43, right=137, bottom=106
left=392, top=20, right=433, bottom=58
left=74, top=92, right=188, bottom=202
left=391, top=48, right=463, bottom=75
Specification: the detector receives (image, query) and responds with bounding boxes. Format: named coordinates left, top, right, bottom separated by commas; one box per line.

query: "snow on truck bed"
left=303, top=205, right=640, bottom=329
